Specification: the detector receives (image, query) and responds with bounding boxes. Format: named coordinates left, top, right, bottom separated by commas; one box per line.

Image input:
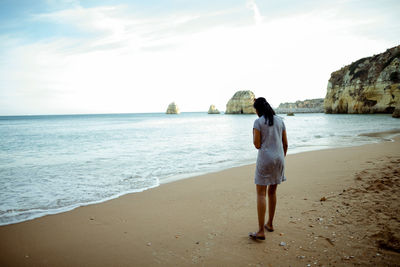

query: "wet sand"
left=0, top=134, right=399, bottom=266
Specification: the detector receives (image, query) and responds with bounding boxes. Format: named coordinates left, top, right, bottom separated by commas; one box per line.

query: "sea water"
left=0, top=112, right=399, bottom=225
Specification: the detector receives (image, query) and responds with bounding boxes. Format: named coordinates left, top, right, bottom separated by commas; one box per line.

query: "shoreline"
left=0, top=132, right=399, bottom=266
left=1, top=129, right=400, bottom=227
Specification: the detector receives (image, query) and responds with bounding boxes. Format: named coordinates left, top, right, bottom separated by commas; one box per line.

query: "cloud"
left=0, top=5, right=242, bottom=114
left=0, top=1, right=398, bottom=115
left=30, top=4, right=227, bottom=55
left=32, top=5, right=131, bottom=50
left=246, top=0, right=263, bottom=25
left=45, top=0, right=81, bottom=9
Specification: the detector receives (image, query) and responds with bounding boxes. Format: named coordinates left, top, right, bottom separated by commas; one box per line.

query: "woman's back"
left=253, top=115, right=286, bottom=184
left=254, top=115, right=285, bottom=154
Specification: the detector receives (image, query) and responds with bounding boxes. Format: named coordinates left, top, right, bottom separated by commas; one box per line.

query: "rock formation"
left=324, top=45, right=400, bottom=114
left=225, top=90, right=256, bottom=114
left=276, top=98, right=324, bottom=113
left=393, top=105, right=400, bottom=118
left=166, top=102, right=180, bottom=114
left=208, top=105, right=220, bottom=114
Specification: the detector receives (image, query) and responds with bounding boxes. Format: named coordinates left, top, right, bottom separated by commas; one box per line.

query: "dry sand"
left=1, top=134, right=400, bottom=266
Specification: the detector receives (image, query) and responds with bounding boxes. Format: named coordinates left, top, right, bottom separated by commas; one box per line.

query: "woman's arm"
left=253, top=128, right=261, bottom=149
left=282, top=130, right=288, bottom=156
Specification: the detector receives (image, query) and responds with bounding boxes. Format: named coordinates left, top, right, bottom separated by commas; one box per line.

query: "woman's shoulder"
left=255, top=116, right=266, bottom=124
left=273, top=114, right=283, bottom=122
left=253, top=116, right=266, bottom=130
left=274, top=115, right=286, bottom=130
left=273, top=115, right=285, bottom=125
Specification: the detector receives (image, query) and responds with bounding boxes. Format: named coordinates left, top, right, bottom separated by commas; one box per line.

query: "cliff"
left=208, top=105, right=220, bottom=114
left=166, top=102, right=180, bottom=114
left=276, top=98, right=324, bottom=113
left=225, top=90, right=256, bottom=114
left=324, top=45, right=400, bottom=114
left=393, top=105, right=400, bottom=118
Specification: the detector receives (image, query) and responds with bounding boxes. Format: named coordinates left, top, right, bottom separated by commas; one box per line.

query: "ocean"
left=1, top=112, right=399, bottom=226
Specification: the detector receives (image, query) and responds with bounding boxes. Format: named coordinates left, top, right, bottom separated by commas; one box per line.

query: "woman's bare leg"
left=256, top=185, right=267, bottom=236
left=266, top=184, right=277, bottom=230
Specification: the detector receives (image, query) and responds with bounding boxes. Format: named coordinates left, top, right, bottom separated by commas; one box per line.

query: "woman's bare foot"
left=249, top=230, right=265, bottom=240
left=264, top=223, right=274, bottom=232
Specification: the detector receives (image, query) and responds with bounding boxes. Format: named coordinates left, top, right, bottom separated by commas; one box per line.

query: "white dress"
left=253, top=115, right=286, bottom=186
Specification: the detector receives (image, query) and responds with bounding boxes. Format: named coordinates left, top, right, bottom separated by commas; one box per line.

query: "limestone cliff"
left=324, top=45, right=400, bottom=114
left=208, top=105, right=220, bottom=114
left=166, top=102, right=180, bottom=114
left=276, top=98, right=324, bottom=113
left=225, top=90, right=256, bottom=114
left=393, top=105, right=400, bottom=118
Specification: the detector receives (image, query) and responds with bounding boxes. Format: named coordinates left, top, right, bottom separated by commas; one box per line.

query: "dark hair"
left=253, top=97, right=276, bottom=126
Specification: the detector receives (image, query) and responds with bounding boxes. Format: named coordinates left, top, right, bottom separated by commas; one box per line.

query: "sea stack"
left=324, top=45, right=400, bottom=115
left=225, top=90, right=256, bottom=114
left=208, top=105, right=220, bottom=114
left=166, top=102, right=180, bottom=114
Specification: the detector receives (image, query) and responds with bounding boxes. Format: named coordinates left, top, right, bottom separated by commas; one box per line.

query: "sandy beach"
left=1, top=134, right=399, bottom=266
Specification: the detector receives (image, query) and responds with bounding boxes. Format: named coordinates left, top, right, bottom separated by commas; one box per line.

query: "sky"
left=0, top=0, right=399, bottom=115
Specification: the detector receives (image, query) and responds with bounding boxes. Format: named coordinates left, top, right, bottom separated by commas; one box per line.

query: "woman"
left=249, top=97, right=288, bottom=240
